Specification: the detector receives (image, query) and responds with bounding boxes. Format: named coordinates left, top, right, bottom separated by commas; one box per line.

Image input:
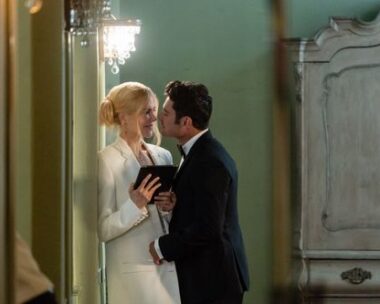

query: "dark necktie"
left=177, top=144, right=186, bottom=158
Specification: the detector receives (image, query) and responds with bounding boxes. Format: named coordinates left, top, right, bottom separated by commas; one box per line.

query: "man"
left=150, top=80, right=249, bottom=304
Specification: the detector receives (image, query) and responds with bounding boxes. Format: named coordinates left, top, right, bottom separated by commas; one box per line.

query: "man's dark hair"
left=164, top=80, right=212, bottom=130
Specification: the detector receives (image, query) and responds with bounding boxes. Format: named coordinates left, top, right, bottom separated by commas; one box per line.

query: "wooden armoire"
left=286, top=13, right=380, bottom=303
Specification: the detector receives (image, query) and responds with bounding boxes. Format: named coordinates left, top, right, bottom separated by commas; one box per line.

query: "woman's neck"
left=120, top=131, right=144, bottom=155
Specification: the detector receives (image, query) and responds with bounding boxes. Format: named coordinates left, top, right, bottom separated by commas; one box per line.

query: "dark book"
left=134, top=165, right=178, bottom=204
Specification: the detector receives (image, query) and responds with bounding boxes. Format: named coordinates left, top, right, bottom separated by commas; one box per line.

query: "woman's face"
left=137, top=97, right=158, bottom=138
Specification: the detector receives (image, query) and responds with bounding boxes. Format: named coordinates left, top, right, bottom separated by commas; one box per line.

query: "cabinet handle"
left=341, top=267, right=372, bottom=284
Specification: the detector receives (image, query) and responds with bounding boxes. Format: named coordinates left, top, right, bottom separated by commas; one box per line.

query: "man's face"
left=159, top=98, right=181, bottom=138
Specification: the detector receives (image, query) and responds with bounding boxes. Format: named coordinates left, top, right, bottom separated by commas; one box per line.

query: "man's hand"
left=155, top=191, right=176, bottom=212
left=149, top=241, right=163, bottom=265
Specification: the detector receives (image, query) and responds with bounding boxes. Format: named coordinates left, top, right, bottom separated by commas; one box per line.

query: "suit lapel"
left=174, top=131, right=212, bottom=183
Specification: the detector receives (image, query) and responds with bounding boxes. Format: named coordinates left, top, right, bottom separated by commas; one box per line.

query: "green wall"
left=117, top=1, right=274, bottom=303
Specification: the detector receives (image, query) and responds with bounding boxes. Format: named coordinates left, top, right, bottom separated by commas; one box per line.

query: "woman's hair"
left=99, top=82, right=161, bottom=144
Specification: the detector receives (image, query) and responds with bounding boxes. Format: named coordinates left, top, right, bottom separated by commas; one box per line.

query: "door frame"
left=0, top=0, right=15, bottom=303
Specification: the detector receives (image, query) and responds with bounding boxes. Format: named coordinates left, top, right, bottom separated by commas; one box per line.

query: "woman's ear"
left=118, top=112, right=126, bottom=126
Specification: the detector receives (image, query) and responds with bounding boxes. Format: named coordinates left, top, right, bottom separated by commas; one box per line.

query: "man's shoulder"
left=196, top=138, right=236, bottom=171
left=206, top=136, right=234, bottom=160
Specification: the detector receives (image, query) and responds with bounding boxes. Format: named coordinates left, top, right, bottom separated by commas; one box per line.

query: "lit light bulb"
left=24, top=0, right=43, bottom=14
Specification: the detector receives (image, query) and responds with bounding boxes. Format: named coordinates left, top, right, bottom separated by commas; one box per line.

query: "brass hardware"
left=341, top=267, right=372, bottom=285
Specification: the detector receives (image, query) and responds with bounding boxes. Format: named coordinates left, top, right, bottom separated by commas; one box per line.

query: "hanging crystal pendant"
left=102, top=20, right=141, bottom=74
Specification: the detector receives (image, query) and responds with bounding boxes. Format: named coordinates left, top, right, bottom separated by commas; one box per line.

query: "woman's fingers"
left=138, top=176, right=161, bottom=200
left=129, top=175, right=161, bottom=208
left=149, top=182, right=161, bottom=195
left=146, top=176, right=160, bottom=192
left=138, top=175, right=160, bottom=192
left=130, top=175, right=164, bottom=209
left=138, top=174, right=153, bottom=189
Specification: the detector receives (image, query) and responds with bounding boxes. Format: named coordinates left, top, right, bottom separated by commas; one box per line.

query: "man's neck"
left=178, top=129, right=203, bottom=145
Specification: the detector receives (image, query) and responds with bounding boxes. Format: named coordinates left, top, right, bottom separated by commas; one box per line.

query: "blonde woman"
left=98, top=82, right=180, bottom=304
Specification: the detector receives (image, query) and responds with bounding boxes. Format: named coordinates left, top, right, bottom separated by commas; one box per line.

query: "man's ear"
left=182, top=116, right=193, bottom=128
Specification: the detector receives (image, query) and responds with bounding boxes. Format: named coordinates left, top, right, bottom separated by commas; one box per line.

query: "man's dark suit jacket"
left=159, top=131, right=249, bottom=304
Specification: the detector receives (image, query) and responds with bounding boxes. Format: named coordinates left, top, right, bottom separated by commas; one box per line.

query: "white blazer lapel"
left=112, top=136, right=141, bottom=182
left=145, top=144, right=166, bottom=165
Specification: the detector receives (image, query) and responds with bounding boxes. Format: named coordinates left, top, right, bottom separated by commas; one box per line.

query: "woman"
left=98, top=82, right=180, bottom=304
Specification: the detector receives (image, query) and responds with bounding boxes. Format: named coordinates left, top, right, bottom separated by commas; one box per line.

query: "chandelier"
left=101, top=19, right=141, bottom=74
left=67, top=0, right=141, bottom=74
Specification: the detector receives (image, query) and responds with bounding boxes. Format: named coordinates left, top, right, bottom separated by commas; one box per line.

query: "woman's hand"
left=129, top=174, right=161, bottom=209
left=155, top=191, right=176, bottom=212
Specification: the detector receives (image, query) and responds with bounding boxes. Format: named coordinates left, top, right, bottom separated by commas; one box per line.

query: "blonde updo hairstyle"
left=99, top=82, right=161, bottom=145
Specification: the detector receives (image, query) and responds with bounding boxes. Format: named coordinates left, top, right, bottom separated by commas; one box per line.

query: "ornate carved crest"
left=341, top=267, right=372, bottom=285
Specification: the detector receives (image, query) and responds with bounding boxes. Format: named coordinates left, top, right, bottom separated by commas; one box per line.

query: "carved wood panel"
left=287, top=11, right=380, bottom=303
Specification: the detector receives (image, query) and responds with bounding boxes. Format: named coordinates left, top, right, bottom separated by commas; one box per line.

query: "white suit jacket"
left=98, top=136, right=180, bottom=304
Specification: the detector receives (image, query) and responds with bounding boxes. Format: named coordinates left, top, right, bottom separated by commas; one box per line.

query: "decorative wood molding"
left=286, top=11, right=380, bottom=62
